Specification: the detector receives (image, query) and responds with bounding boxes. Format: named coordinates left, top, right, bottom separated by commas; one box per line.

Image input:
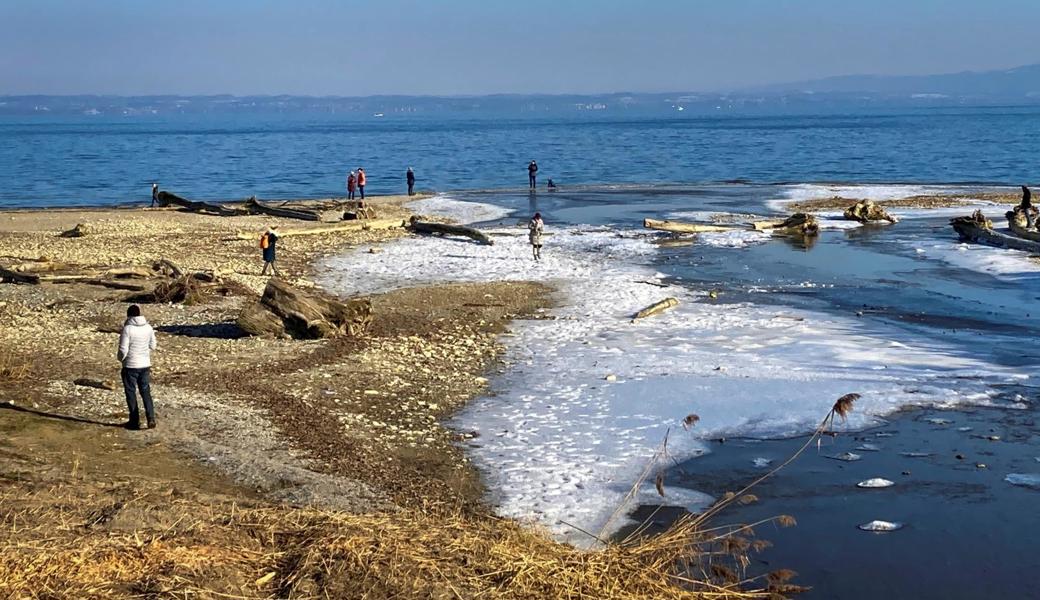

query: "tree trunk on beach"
left=237, top=278, right=372, bottom=339
left=244, top=197, right=345, bottom=222
left=156, top=191, right=249, bottom=216
left=408, top=217, right=493, bottom=245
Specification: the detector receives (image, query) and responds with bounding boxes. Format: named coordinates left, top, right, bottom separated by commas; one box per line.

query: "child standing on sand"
left=260, top=226, right=280, bottom=276
left=528, top=212, right=544, bottom=261
left=347, top=171, right=357, bottom=200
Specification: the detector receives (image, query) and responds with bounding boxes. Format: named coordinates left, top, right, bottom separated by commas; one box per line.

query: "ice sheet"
left=319, top=198, right=1026, bottom=545
left=407, top=195, right=514, bottom=224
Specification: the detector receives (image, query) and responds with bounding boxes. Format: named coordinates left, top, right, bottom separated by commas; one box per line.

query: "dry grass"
left=0, top=482, right=778, bottom=600
left=0, top=352, right=31, bottom=382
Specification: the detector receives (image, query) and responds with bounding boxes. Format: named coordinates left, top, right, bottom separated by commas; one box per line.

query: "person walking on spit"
left=151, top=183, right=159, bottom=207
left=347, top=171, right=357, bottom=200
left=357, top=167, right=367, bottom=199
left=528, top=160, right=538, bottom=189
left=260, top=226, right=280, bottom=276
left=406, top=167, right=416, bottom=196
left=118, top=304, right=158, bottom=430
left=528, top=212, right=544, bottom=261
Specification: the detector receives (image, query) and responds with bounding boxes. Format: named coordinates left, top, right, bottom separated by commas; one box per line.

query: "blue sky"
left=2, top=0, right=1038, bottom=95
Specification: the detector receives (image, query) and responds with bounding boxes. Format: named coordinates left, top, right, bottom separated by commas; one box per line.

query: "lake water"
left=3, top=106, right=1040, bottom=207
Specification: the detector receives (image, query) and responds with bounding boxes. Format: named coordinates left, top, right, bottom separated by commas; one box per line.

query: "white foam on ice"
left=318, top=198, right=1026, bottom=546
left=904, top=240, right=1040, bottom=282
left=407, top=195, right=514, bottom=224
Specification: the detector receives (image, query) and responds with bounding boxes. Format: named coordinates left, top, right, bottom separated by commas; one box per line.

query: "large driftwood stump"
left=238, top=278, right=372, bottom=339
left=843, top=200, right=899, bottom=224
left=408, top=217, right=494, bottom=245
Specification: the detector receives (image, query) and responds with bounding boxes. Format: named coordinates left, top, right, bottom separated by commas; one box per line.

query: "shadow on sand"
left=0, top=402, right=125, bottom=428
left=156, top=322, right=247, bottom=339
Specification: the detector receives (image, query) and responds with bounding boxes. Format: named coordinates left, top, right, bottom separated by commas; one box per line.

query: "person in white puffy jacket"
left=117, top=304, right=158, bottom=430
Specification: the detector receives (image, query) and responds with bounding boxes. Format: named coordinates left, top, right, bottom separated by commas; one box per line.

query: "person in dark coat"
left=407, top=167, right=416, bottom=195
left=260, top=226, right=280, bottom=276
left=151, top=183, right=159, bottom=207
left=528, top=160, right=538, bottom=189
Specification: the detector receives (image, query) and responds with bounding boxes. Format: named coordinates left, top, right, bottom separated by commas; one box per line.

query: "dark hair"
left=534, top=212, right=541, bottom=219
left=127, top=304, right=141, bottom=318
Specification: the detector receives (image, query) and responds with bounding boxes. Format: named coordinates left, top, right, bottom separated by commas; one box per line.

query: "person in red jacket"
left=346, top=171, right=357, bottom=200
left=357, top=167, right=367, bottom=199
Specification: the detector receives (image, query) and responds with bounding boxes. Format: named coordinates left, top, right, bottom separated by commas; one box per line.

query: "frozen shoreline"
left=319, top=193, right=1032, bottom=545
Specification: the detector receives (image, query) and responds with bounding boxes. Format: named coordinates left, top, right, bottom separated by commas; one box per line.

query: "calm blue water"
left=2, top=106, right=1040, bottom=207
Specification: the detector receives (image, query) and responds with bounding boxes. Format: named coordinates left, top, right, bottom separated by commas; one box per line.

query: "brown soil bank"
left=0, top=201, right=772, bottom=599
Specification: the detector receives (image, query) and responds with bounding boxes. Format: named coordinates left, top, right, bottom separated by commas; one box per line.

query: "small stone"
left=604, top=374, right=617, bottom=382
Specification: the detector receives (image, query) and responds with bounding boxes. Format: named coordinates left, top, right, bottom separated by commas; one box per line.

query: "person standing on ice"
left=357, top=167, right=367, bottom=199
left=406, top=167, right=416, bottom=195
left=528, top=212, right=544, bottom=261
left=528, top=160, right=538, bottom=189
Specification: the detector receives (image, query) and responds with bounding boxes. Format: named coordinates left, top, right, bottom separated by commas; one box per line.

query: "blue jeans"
left=121, top=367, right=155, bottom=423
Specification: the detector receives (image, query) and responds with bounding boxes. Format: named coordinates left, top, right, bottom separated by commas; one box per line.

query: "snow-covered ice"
left=319, top=196, right=1026, bottom=545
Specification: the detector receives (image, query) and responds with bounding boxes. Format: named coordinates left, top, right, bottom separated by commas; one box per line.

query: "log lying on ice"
left=234, top=218, right=403, bottom=240
left=237, top=278, right=372, bottom=339
left=1006, top=207, right=1040, bottom=242
left=843, top=200, right=899, bottom=224
left=951, top=210, right=1040, bottom=253
left=244, top=197, right=345, bottom=222
left=408, top=216, right=493, bottom=245
left=632, top=297, right=679, bottom=322
left=156, top=191, right=249, bottom=217
left=643, top=218, right=740, bottom=234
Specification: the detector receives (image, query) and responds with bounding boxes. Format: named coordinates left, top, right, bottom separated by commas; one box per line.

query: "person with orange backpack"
left=357, top=167, right=367, bottom=199
left=260, top=226, right=280, bottom=276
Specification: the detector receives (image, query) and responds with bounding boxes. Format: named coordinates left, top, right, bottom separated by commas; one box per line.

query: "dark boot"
left=146, top=419, right=157, bottom=429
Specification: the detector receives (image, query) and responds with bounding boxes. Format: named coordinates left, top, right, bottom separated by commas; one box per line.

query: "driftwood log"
left=408, top=217, right=493, bottom=245
left=843, top=200, right=899, bottom=224
left=238, top=278, right=372, bottom=339
left=156, top=191, right=248, bottom=216
left=643, top=219, right=737, bottom=234
left=769, top=213, right=820, bottom=237
left=632, top=297, right=679, bottom=322
left=244, top=197, right=345, bottom=222
left=951, top=210, right=1040, bottom=252
left=59, top=224, right=91, bottom=238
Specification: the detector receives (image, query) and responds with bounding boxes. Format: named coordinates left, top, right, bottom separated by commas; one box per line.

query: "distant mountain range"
left=748, top=63, right=1040, bottom=98
left=5, top=64, right=1040, bottom=117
